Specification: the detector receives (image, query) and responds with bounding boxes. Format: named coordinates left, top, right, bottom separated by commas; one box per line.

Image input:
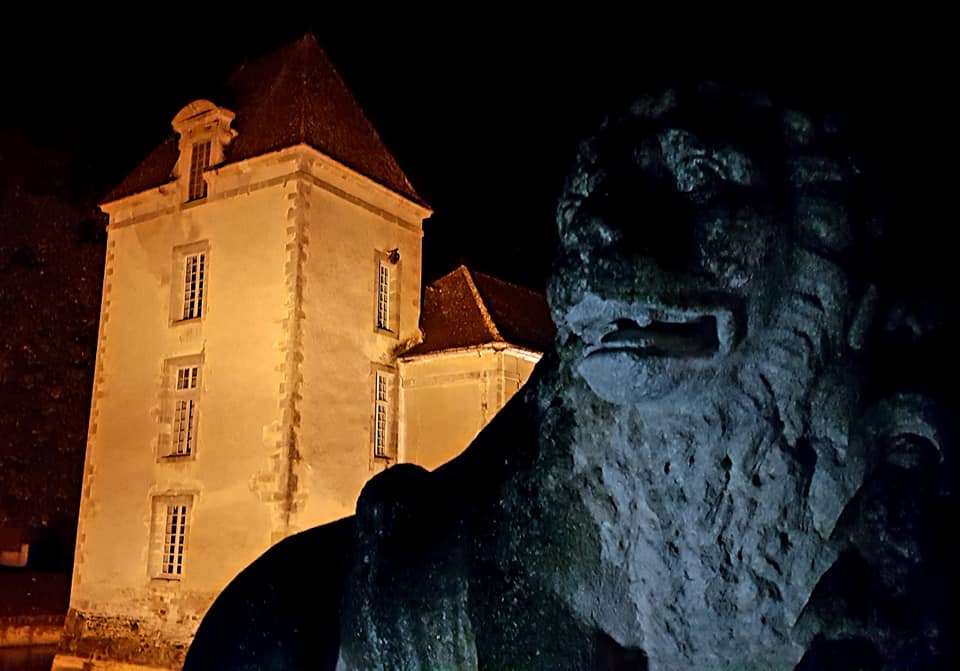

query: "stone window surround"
left=158, top=353, right=203, bottom=461
left=371, top=364, right=398, bottom=462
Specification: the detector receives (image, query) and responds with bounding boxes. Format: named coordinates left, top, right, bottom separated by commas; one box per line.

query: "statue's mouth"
left=579, top=305, right=735, bottom=361
left=594, top=314, right=720, bottom=357
left=564, top=298, right=739, bottom=404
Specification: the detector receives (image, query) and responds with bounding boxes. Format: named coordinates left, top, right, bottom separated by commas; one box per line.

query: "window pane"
left=180, top=253, right=206, bottom=320
left=160, top=502, right=189, bottom=577
left=377, top=261, right=390, bottom=329
left=376, top=374, right=388, bottom=401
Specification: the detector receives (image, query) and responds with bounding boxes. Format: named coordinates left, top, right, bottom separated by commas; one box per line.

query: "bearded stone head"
left=550, top=83, right=874, bottom=408
left=532, top=84, right=948, bottom=670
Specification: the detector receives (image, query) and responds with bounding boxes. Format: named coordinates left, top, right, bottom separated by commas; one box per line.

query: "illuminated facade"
left=53, top=36, right=548, bottom=671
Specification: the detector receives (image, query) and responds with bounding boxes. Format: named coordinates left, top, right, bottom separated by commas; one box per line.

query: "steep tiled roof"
left=470, top=270, right=556, bottom=352
left=404, top=266, right=555, bottom=356
left=104, top=34, right=423, bottom=205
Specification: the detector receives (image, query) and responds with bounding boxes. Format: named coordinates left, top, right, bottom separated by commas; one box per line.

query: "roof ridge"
left=458, top=266, right=503, bottom=342
left=470, top=268, right=546, bottom=298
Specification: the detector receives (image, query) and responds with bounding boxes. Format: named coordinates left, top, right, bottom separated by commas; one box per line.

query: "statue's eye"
left=657, top=129, right=754, bottom=197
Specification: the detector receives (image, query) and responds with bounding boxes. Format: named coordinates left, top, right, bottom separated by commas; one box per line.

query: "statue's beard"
left=543, top=274, right=849, bottom=668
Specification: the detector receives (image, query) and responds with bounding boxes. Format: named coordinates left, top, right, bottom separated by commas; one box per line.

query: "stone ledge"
left=52, top=653, right=174, bottom=671
left=0, top=613, right=64, bottom=647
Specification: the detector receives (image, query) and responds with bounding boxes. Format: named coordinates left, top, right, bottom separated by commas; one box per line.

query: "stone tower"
left=54, top=35, right=432, bottom=671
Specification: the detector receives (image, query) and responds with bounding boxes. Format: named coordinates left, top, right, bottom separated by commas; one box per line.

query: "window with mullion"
left=181, top=253, right=205, bottom=320
left=376, top=261, right=391, bottom=330
left=164, top=360, right=200, bottom=458
left=157, top=500, right=190, bottom=578
left=373, top=370, right=394, bottom=459
left=172, top=365, right=198, bottom=456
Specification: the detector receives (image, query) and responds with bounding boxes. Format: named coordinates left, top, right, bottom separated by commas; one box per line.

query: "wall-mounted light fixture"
left=388, top=248, right=400, bottom=264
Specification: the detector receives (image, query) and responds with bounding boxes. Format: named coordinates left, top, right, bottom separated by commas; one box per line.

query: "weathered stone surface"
left=189, top=83, right=954, bottom=671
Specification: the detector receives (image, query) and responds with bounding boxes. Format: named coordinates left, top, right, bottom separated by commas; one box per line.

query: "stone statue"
left=185, top=84, right=952, bottom=671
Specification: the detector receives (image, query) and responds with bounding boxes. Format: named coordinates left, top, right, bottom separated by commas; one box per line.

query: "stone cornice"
left=101, top=145, right=431, bottom=231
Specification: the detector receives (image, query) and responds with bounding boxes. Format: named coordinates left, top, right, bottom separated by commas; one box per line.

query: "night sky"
left=0, top=13, right=955, bottom=540
left=2, top=14, right=952, bottom=287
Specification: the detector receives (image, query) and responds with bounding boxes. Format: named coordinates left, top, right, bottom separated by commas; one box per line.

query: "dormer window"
left=188, top=141, right=211, bottom=201
left=171, top=100, right=237, bottom=204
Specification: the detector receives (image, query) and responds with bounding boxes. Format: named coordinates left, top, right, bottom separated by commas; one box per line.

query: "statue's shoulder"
left=184, top=517, right=354, bottom=671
